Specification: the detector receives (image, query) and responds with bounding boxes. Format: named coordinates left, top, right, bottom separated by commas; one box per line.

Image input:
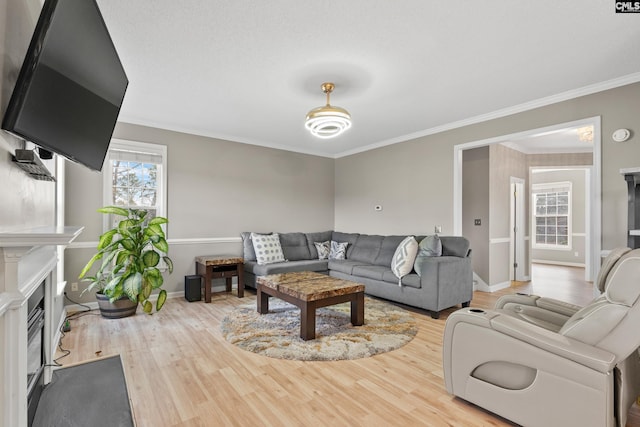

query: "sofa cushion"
left=329, top=241, right=349, bottom=260
left=349, top=234, right=384, bottom=263
left=374, top=235, right=407, bottom=267
left=382, top=271, right=421, bottom=289
left=417, top=235, right=442, bottom=257
left=440, top=236, right=470, bottom=257
left=246, top=259, right=328, bottom=276
left=241, top=231, right=271, bottom=262
left=251, top=232, right=285, bottom=265
left=391, top=236, right=419, bottom=284
left=278, top=232, right=311, bottom=261
left=352, top=265, right=389, bottom=281
left=306, top=231, right=333, bottom=258
left=331, top=232, right=359, bottom=258
left=314, top=241, right=330, bottom=260
left=328, top=260, right=369, bottom=275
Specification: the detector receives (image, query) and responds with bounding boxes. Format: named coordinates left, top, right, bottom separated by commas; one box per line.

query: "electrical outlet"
left=434, top=225, right=442, bottom=234
left=71, top=282, right=78, bottom=291
left=474, top=219, right=482, bottom=226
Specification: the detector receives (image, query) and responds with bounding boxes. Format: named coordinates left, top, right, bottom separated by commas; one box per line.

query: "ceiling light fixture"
left=577, top=125, right=594, bottom=143
left=305, top=82, right=351, bottom=139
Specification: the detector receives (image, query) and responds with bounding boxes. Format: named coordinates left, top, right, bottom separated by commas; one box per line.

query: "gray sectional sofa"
left=241, top=231, right=473, bottom=318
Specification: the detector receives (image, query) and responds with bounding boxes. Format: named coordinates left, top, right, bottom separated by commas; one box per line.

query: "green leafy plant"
left=79, top=206, right=174, bottom=314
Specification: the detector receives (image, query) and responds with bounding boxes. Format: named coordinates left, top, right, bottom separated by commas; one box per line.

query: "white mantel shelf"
left=0, top=226, right=84, bottom=248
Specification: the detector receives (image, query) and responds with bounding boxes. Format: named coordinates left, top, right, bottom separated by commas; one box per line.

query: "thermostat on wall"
left=612, top=128, right=631, bottom=142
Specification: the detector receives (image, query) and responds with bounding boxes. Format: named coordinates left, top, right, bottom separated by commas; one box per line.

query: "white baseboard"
left=65, top=290, right=187, bottom=314
left=531, top=259, right=585, bottom=268
left=487, top=281, right=511, bottom=292
left=473, top=272, right=511, bottom=293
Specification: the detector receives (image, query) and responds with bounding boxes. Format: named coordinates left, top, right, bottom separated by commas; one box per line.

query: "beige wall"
left=64, top=123, right=335, bottom=303
left=488, top=144, right=527, bottom=285
left=462, top=147, right=490, bottom=283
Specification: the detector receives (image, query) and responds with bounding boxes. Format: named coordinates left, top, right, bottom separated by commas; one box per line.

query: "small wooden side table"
left=195, top=255, right=244, bottom=303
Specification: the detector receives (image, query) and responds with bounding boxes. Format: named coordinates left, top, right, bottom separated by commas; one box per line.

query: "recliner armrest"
left=447, top=309, right=616, bottom=373
left=495, top=294, right=582, bottom=317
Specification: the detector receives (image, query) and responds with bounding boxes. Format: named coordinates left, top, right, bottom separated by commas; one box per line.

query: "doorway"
left=453, top=116, right=601, bottom=287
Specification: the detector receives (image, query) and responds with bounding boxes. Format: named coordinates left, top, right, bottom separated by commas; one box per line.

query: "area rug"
left=220, top=297, right=417, bottom=361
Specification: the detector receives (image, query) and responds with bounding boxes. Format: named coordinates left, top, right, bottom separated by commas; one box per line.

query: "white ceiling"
left=96, top=0, right=640, bottom=158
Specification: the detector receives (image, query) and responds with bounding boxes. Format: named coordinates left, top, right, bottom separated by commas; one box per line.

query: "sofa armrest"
left=446, top=309, right=616, bottom=373
left=415, top=255, right=473, bottom=311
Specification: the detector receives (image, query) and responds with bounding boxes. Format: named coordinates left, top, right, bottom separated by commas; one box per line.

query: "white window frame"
left=102, top=139, right=168, bottom=235
left=531, top=181, right=572, bottom=251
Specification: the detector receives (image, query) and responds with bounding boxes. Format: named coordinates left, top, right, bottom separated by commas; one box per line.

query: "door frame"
left=509, top=177, right=527, bottom=281
left=453, top=116, right=601, bottom=283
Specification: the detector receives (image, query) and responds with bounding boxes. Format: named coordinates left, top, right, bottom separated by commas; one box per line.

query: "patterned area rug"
left=221, top=297, right=417, bottom=361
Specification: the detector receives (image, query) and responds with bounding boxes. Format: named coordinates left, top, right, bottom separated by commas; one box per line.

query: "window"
left=532, top=182, right=571, bottom=249
left=103, top=139, right=167, bottom=232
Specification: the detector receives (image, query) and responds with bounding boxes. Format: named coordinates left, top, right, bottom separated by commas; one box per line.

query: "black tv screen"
left=1, top=0, right=128, bottom=172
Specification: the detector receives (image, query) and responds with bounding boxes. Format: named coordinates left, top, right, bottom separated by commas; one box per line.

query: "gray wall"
left=530, top=169, right=587, bottom=265
left=462, top=147, right=490, bottom=283
left=64, top=123, right=335, bottom=303
left=334, top=134, right=453, bottom=235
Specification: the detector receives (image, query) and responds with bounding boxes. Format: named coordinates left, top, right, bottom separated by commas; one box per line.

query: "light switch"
left=474, top=219, right=481, bottom=226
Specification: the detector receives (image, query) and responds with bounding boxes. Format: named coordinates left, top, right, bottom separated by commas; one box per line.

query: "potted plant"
left=79, top=206, right=174, bottom=317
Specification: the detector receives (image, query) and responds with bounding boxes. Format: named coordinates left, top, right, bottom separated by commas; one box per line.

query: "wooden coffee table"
left=256, top=271, right=365, bottom=340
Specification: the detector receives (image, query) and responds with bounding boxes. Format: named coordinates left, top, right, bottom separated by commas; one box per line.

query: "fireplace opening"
left=27, top=283, right=45, bottom=426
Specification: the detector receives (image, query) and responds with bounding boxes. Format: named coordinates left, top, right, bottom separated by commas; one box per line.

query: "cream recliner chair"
left=443, top=248, right=640, bottom=427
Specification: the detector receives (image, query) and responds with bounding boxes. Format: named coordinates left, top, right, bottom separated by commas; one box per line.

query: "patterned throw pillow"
left=251, top=232, right=286, bottom=265
left=391, top=236, right=419, bottom=286
left=329, top=241, right=348, bottom=260
left=314, top=241, right=331, bottom=260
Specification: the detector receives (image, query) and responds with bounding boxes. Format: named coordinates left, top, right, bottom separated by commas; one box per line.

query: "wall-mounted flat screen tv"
left=1, top=0, right=128, bottom=172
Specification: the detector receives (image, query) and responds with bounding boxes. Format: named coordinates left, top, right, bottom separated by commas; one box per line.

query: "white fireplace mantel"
left=0, top=225, right=83, bottom=427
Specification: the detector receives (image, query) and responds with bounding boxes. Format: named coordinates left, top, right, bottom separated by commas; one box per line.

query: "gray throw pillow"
left=417, top=235, right=442, bottom=257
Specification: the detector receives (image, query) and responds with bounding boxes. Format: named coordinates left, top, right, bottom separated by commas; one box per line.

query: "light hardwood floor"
left=57, top=264, right=640, bottom=426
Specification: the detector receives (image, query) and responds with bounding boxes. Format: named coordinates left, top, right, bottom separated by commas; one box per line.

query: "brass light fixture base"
left=305, top=82, right=352, bottom=139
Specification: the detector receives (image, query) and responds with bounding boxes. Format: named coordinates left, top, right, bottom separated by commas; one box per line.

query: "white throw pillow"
left=314, top=241, right=331, bottom=260
left=251, top=232, right=285, bottom=265
left=391, top=236, right=419, bottom=286
left=329, top=241, right=348, bottom=260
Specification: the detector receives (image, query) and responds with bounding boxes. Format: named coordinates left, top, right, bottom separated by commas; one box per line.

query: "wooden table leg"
left=300, top=301, right=317, bottom=340
left=351, top=292, right=364, bottom=326
left=225, top=277, right=232, bottom=293
left=236, top=263, right=244, bottom=298
left=204, top=266, right=212, bottom=303
left=257, top=285, right=269, bottom=314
